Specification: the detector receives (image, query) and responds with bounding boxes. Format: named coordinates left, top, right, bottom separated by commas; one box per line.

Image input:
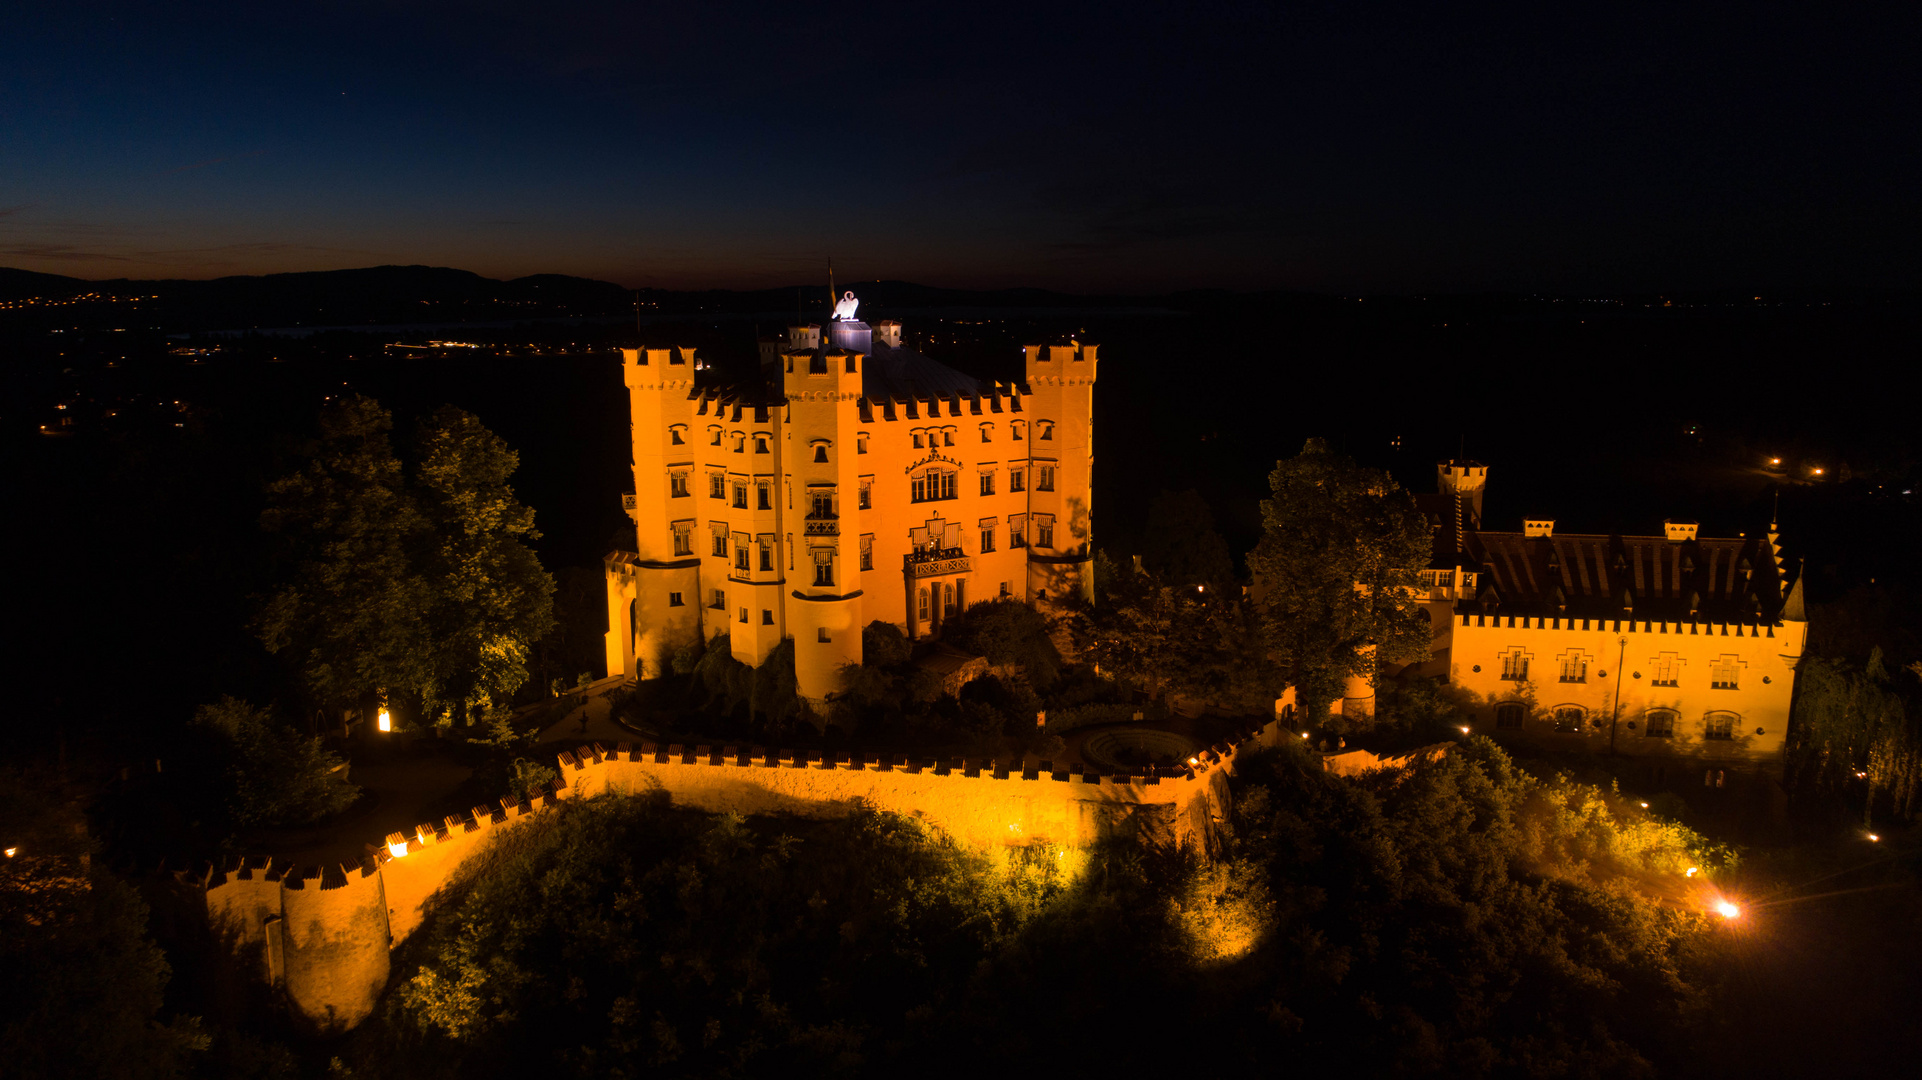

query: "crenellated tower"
left=1020, top=341, right=1098, bottom=606
left=781, top=336, right=866, bottom=698
left=605, top=346, right=703, bottom=681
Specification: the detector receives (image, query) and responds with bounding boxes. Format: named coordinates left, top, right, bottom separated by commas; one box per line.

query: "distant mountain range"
left=0, top=264, right=1195, bottom=331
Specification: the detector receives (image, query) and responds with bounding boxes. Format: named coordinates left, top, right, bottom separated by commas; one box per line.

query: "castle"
left=605, top=293, right=1097, bottom=701
left=1409, top=461, right=1806, bottom=785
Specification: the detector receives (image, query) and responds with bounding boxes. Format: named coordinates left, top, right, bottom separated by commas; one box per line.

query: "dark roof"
left=860, top=342, right=987, bottom=403
left=1463, top=530, right=1791, bottom=622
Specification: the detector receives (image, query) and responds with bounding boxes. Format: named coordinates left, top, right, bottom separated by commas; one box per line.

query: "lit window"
left=1500, top=651, right=1530, bottom=681
left=1037, top=464, right=1055, bottom=491
left=860, top=534, right=873, bottom=571
left=1704, top=712, right=1737, bottom=740
left=1710, top=656, right=1741, bottom=690
left=911, top=470, right=956, bottom=502
left=1644, top=709, right=1676, bottom=738
left=1651, top=652, right=1681, bottom=686
left=813, top=550, right=834, bottom=587
left=858, top=479, right=871, bottom=509
left=1495, top=702, right=1525, bottom=729
left=1553, top=706, right=1585, bottom=733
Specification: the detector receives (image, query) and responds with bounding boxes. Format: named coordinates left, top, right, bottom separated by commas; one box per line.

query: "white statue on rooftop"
left=833, top=290, right=860, bottom=321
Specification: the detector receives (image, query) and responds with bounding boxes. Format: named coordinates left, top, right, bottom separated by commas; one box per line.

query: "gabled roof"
left=1465, top=530, right=1789, bottom=622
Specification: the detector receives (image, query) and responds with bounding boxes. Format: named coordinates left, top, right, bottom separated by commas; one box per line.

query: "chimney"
left=875, top=320, right=902, bottom=348
left=1663, top=520, right=1698, bottom=542
left=1523, top=518, right=1555, bottom=538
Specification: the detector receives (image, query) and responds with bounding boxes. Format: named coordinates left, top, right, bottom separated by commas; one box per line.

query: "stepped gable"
left=1466, top=529, right=1786, bottom=623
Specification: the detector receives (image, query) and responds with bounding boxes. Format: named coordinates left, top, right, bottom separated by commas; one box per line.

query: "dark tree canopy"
left=1140, top=489, right=1236, bottom=591
left=1246, top=438, right=1433, bottom=716
left=189, top=696, right=358, bottom=828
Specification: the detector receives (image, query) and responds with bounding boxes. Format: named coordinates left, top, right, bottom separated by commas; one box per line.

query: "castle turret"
left=1435, top=459, right=1487, bottom=556
left=605, top=346, right=703, bottom=681
left=1020, top=342, right=1098, bottom=607
left=782, top=342, right=866, bottom=700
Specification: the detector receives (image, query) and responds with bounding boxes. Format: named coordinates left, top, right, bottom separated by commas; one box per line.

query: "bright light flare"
left=1715, top=900, right=1741, bottom=919
left=377, top=708, right=392, bottom=733
left=1300, top=732, right=1310, bottom=740
left=3, top=847, right=15, bottom=858
left=1458, top=726, right=1471, bottom=735
left=387, top=841, right=409, bottom=858
left=1686, top=866, right=1700, bottom=878
left=1769, top=457, right=1781, bottom=465
left=1869, top=833, right=1881, bottom=842
left=1639, top=801, right=1650, bottom=808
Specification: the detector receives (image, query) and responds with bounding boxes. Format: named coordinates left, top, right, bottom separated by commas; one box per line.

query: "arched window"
left=1643, top=708, right=1677, bottom=738
left=917, top=587, right=930, bottom=622
left=1704, top=711, right=1737, bottom=741
left=1495, top=702, right=1525, bottom=729
left=1552, top=705, right=1586, bottom=733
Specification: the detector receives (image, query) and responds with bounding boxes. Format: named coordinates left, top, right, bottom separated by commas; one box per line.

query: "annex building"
left=1411, top=461, right=1807, bottom=783
left=605, top=293, right=1096, bottom=701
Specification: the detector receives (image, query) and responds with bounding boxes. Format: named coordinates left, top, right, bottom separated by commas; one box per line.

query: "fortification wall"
left=187, top=715, right=1289, bottom=1032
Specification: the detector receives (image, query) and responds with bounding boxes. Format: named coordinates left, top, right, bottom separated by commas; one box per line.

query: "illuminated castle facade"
left=1412, top=462, right=1806, bottom=776
left=605, top=294, right=1096, bottom=701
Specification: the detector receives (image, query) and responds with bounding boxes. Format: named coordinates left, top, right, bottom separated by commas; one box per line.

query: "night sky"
left=3, top=3, right=1915, bottom=293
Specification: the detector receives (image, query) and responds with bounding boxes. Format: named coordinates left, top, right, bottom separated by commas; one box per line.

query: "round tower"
left=278, top=863, right=390, bottom=1032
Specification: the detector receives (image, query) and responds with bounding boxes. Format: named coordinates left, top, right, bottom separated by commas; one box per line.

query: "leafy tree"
left=1072, top=549, right=1277, bottom=707
left=939, top=599, right=1062, bottom=689
left=0, top=774, right=207, bottom=1078
left=190, top=697, right=358, bottom=827
left=413, top=405, right=556, bottom=721
left=256, top=396, right=432, bottom=716
left=1246, top=438, right=1433, bottom=718
left=1787, top=649, right=1921, bottom=823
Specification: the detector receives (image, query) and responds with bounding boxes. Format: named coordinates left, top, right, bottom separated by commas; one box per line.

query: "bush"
left=190, top=697, right=358, bottom=828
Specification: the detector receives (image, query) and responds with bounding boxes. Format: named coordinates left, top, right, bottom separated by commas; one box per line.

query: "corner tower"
left=605, top=346, right=702, bottom=681
left=1021, top=341, right=1098, bottom=606
left=781, top=338, right=866, bottom=700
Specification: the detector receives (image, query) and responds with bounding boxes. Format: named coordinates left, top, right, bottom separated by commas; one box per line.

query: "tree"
left=190, top=697, right=359, bottom=827
left=256, top=396, right=432, bottom=716
left=1246, top=438, right=1433, bottom=718
left=1072, top=550, right=1277, bottom=706
left=413, top=406, right=556, bottom=721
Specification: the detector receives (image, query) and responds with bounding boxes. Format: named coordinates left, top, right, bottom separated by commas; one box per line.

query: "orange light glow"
left=377, top=709, right=392, bottom=733
left=1869, top=833, right=1881, bottom=842
left=1715, top=900, right=1741, bottom=919
left=387, top=841, right=409, bottom=858
left=3, top=847, right=15, bottom=858
left=1686, top=866, right=1699, bottom=878
left=1458, top=725, right=1470, bottom=734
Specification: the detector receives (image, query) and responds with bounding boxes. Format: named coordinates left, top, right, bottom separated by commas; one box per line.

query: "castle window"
left=671, top=521, right=693, bottom=557
left=710, top=427, right=723, bottom=446
left=809, top=489, right=836, bottom=519
left=980, top=523, right=996, bottom=553
left=762, top=609, right=774, bottom=625
left=1553, top=705, right=1586, bottom=733
left=1037, top=464, right=1055, bottom=491
left=759, top=541, right=773, bottom=572
left=818, top=627, right=832, bottom=643
left=980, top=423, right=993, bottom=443
left=943, top=429, right=955, bottom=446
left=1035, top=513, right=1055, bottom=549
left=913, top=431, right=925, bottom=448
left=1499, top=650, right=1531, bottom=681
left=1010, top=467, right=1026, bottom=493
left=1039, top=421, right=1054, bottom=441
left=668, top=592, right=684, bottom=607
left=1710, top=655, right=1742, bottom=690
left=1012, top=421, right=1026, bottom=441
left=1704, top=711, right=1737, bottom=740
left=734, top=542, right=749, bottom=572
left=812, top=550, right=834, bottom=588
left=814, top=444, right=829, bottom=463
left=1651, top=652, right=1681, bottom=687
left=1644, top=709, right=1676, bottom=738
left=709, top=472, right=726, bottom=500
left=732, top=433, right=745, bottom=452
left=912, top=469, right=957, bottom=503
left=738, top=607, right=748, bottom=624
left=733, top=483, right=748, bottom=509
left=711, top=530, right=728, bottom=557
left=979, top=470, right=995, bottom=496
left=669, top=471, right=689, bottom=498
left=670, top=426, right=686, bottom=445
left=858, top=478, right=872, bottom=509
left=857, top=433, right=868, bottom=454
left=917, top=587, right=930, bottom=621
left=1495, top=702, right=1525, bottom=729
left=1559, top=650, right=1589, bottom=683
left=860, top=534, right=873, bottom=571
left=711, top=588, right=725, bottom=609
left=999, top=581, right=1011, bottom=599
left=1009, top=513, right=1027, bottom=548
left=755, top=435, right=769, bottom=453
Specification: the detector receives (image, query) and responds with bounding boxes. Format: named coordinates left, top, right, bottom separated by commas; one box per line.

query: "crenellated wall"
left=182, top=717, right=1292, bottom=1032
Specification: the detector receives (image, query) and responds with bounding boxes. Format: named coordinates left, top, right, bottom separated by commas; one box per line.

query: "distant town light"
left=1869, top=833, right=1881, bottom=842
left=1639, top=801, right=1650, bottom=808
left=3, top=847, right=15, bottom=858
left=1459, top=726, right=1470, bottom=734
left=1300, top=732, right=1310, bottom=739
left=1769, top=457, right=1781, bottom=465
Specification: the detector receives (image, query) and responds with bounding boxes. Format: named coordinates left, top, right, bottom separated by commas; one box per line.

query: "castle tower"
left=1435, top=459, right=1488, bottom=556
left=1021, top=341, right=1099, bottom=606
left=782, top=340, right=866, bottom=700
left=605, top=346, right=703, bottom=681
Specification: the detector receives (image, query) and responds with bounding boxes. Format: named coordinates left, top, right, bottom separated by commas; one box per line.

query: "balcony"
left=804, top=519, right=839, bottom=537
left=905, top=546, right=970, bottom=578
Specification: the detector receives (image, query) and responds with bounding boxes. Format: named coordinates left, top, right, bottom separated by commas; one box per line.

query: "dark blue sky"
left=3, top=3, right=1914, bottom=292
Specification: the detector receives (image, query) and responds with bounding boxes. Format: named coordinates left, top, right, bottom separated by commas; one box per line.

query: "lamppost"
left=1608, top=635, right=1628, bottom=754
